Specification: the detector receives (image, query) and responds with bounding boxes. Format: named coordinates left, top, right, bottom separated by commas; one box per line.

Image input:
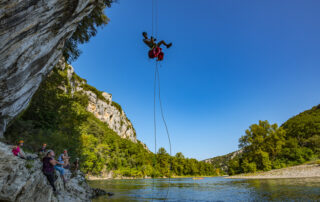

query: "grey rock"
left=0, top=142, right=103, bottom=201
left=0, top=0, right=104, bottom=138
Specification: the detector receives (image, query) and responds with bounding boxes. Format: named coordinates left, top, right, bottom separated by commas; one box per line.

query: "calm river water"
left=89, top=177, right=320, bottom=201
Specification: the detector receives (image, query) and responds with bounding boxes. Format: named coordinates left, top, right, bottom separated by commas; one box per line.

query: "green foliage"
left=25, top=160, right=34, bottom=170
left=81, top=83, right=110, bottom=104
left=226, top=110, right=320, bottom=175
left=206, top=151, right=240, bottom=174
left=227, top=158, right=240, bottom=175
left=5, top=66, right=217, bottom=178
left=282, top=105, right=320, bottom=151
left=240, top=159, right=256, bottom=173
left=63, top=0, right=115, bottom=62
left=111, top=101, right=122, bottom=113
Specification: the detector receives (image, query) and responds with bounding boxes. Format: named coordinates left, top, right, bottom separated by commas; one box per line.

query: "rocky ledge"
left=0, top=142, right=104, bottom=202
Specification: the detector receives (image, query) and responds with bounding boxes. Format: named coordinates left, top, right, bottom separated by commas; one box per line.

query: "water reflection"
left=244, top=178, right=320, bottom=201
left=90, top=177, right=320, bottom=202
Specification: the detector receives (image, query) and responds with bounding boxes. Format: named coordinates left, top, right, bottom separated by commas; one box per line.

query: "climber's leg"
left=157, top=40, right=172, bottom=48
left=44, top=173, right=56, bottom=192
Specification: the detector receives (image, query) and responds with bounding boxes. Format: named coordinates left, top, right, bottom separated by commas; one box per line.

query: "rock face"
left=59, top=60, right=137, bottom=143
left=0, top=142, right=101, bottom=202
left=203, top=150, right=243, bottom=173
left=0, top=0, right=105, bottom=138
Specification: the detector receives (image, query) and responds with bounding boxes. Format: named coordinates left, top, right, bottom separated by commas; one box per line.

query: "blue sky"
left=73, top=0, right=320, bottom=160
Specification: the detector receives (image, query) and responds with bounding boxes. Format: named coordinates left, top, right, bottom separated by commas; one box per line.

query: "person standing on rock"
left=43, top=150, right=64, bottom=194
left=58, top=149, right=70, bottom=169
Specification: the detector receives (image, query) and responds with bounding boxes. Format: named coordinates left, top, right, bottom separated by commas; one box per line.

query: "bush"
left=111, top=101, right=122, bottom=113
left=63, top=0, right=115, bottom=62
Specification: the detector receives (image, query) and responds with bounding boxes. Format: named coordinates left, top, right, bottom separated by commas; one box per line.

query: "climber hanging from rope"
left=142, top=32, right=172, bottom=61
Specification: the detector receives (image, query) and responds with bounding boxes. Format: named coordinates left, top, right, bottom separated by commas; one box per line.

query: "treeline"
left=5, top=66, right=217, bottom=178
left=227, top=106, right=320, bottom=175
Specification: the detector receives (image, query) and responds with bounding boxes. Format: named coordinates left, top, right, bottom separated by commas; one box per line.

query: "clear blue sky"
left=72, top=0, right=320, bottom=160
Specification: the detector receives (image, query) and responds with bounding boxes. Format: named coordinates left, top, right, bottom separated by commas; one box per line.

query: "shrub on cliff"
left=63, top=0, right=115, bottom=62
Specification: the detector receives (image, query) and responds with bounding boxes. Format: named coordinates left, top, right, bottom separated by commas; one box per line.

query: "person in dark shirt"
left=42, top=150, right=64, bottom=194
left=73, top=158, right=79, bottom=171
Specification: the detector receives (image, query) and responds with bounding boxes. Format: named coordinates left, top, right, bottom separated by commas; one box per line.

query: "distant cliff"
left=57, top=59, right=137, bottom=143
left=203, top=150, right=243, bottom=173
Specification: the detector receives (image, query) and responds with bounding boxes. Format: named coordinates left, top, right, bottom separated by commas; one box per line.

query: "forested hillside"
left=209, top=105, right=320, bottom=175
left=5, top=61, right=217, bottom=178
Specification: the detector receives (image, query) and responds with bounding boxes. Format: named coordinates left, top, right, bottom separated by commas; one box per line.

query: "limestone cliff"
left=57, top=59, right=138, bottom=143
left=0, top=0, right=108, bottom=138
left=203, top=150, right=243, bottom=173
left=0, top=142, right=104, bottom=202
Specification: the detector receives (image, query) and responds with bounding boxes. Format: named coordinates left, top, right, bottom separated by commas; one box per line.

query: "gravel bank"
left=227, top=163, right=320, bottom=179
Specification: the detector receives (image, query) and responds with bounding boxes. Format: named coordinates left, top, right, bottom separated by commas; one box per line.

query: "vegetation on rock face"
left=203, top=150, right=241, bottom=175
left=81, top=83, right=110, bottom=104
left=111, top=101, right=122, bottom=113
left=224, top=107, right=320, bottom=175
left=63, top=0, right=115, bottom=62
left=5, top=65, right=218, bottom=178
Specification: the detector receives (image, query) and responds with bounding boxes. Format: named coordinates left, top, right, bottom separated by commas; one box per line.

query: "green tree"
left=63, top=0, right=114, bottom=62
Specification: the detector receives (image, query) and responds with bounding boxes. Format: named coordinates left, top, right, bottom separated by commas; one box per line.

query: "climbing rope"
left=156, top=62, right=172, bottom=201
left=151, top=0, right=154, bottom=36
left=151, top=0, right=172, bottom=201
left=152, top=54, right=157, bottom=199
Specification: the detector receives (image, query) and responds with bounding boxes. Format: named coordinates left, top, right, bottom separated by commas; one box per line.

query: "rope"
left=152, top=56, right=157, bottom=201
left=156, top=64, right=172, bottom=158
left=151, top=0, right=172, bottom=201
left=156, top=62, right=172, bottom=201
left=151, top=1, right=156, bottom=201
left=151, top=0, right=154, bottom=36
left=155, top=0, right=158, bottom=39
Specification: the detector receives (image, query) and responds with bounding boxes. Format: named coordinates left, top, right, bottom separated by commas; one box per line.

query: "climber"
left=12, top=140, right=36, bottom=160
left=142, top=32, right=172, bottom=61
left=12, top=140, right=25, bottom=158
left=38, top=143, right=47, bottom=153
left=38, top=143, right=47, bottom=160
left=72, top=158, right=80, bottom=172
left=43, top=150, right=61, bottom=194
left=58, top=149, right=71, bottom=169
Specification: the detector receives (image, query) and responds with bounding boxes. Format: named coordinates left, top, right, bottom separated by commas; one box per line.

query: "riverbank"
left=227, top=161, right=320, bottom=179
left=87, top=173, right=217, bottom=180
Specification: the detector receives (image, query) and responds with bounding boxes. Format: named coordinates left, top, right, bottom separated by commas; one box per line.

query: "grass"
left=25, top=160, right=34, bottom=170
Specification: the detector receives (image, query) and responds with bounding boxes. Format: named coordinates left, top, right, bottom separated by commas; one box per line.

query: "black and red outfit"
left=42, top=156, right=56, bottom=192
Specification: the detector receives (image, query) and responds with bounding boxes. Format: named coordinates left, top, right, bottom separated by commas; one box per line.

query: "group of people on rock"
left=12, top=140, right=80, bottom=194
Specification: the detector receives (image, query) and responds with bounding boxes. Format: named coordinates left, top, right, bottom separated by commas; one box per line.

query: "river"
left=89, top=177, right=320, bottom=201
